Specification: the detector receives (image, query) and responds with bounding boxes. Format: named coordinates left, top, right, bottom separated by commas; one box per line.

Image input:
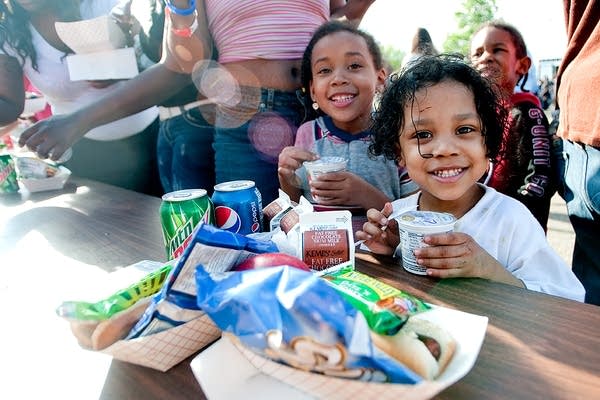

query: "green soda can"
left=0, top=154, right=19, bottom=194
left=160, top=189, right=215, bottom=260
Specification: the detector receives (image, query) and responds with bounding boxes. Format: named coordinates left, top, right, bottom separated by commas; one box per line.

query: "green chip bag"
left=323, top=269, right=430, bottom=335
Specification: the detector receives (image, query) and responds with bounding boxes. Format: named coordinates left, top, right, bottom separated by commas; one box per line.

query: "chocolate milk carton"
left=299, top=210, right=354, bottom=275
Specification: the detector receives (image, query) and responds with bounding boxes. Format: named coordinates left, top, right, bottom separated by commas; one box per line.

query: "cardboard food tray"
left=20, top=166, right=71, bottom=193
left=101, top=313, right=221, bottom=372
left=192, top=305, right=488, bottom=400
left=63, top=260, right=221, bottom=372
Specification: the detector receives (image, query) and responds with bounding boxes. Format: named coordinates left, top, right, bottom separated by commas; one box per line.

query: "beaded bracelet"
left=165, top=0, right=196, bottom=16
left=166, top=7, right=199, bottom=38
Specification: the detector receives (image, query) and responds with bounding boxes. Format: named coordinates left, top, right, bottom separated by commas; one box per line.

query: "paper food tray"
left=192, top=306, right=488, bottom=400
left=20, top=166, right=71, bottom=193
left=55, top=15, right=126, bottom=54
left=102, top=313, right=221, bottom=372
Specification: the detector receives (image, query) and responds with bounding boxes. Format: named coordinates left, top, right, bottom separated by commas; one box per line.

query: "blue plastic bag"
left=196, top=265, right=423, bottom=384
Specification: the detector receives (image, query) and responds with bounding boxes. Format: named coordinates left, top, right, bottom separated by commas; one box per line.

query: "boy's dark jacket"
left=488, top=91, right=556, bottom=231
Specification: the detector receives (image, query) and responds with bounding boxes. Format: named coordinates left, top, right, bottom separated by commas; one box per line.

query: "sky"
left=359, top=0, right=566, bottom=78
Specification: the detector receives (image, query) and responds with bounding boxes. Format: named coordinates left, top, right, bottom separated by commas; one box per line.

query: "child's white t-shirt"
left=391, top=184, right=585, bottom=302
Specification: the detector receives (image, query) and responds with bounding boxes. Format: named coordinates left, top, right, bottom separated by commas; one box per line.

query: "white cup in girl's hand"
left=303, top=156, right=347, bottom=180
left=394, top=210, right=457, bottom=275
left=303, top=157, right=348, bottom=201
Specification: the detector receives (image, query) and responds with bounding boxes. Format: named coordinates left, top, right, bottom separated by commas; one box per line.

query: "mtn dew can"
left=0, top=154, right=19, bottom=194
left=160, top=189, right=215, bottom=260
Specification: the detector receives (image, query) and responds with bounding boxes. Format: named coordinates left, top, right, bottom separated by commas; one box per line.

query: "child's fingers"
left=421, top=231, right=470, bottom=246
left=366, top=207, right=387, bottom=227
left=414, top=243, right=467, bottom=260
left=425, top=266, right=467, bottom=279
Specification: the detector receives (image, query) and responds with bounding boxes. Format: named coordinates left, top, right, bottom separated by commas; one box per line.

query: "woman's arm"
left=330, top=0, right=376, bottom=26
left=161, top=0, right=213, bottom=74
left=0, top=55, right=25, bottom=125
left=18, top=63, right=191, bottom=160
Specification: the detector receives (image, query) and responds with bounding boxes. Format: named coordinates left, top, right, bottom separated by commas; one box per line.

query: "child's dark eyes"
left=457, top=126, right=476, bottom=135
left=412, top=127, right=477, bottom=140
left=316, top=67, right=332, bottom=75
left=414, top=131, right=433, bottom=140
left=348, top=63, right=363, bottom=70
left=471, top=47, right=507, bottom=59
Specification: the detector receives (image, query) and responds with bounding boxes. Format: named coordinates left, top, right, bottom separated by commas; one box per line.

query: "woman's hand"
left=354, top=202, right=400, bottom=255
left=18, top=113, right=88, bottom=161
left=415, top=232, right=525, bottom=287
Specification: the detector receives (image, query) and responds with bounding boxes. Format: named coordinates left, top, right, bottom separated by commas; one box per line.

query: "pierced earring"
left=312, top=102, right=319, bottom=111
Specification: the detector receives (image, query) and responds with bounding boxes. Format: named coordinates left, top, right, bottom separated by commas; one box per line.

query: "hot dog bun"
left=91, top=297, right=152, bottom=350
left=371, top=317, right=456, bottom=380
left=69, top=297, right=152, bottom=351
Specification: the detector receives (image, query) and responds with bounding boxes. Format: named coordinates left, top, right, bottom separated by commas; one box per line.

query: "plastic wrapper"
left=128, top=223, right=279, bottom=339
left=323, top=269, right=430, bottom=335
left=56, top=262, right=172, bottom=322
left=75, top=224, right=278, bottom=371
left=195, top=265, right=423, bottom=384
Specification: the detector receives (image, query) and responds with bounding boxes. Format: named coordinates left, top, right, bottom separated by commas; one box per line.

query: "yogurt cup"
left=394, top=210, right=457, bottom=275
left=303, top=157, right=348, bottom=180
left=303, top=157, right=347, bottom=202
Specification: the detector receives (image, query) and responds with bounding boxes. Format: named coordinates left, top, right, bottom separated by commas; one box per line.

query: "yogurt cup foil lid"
left=395, top=210, right=456, bottom=231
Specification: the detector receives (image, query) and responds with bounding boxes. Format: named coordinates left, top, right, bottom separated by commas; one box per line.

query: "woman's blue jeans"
left=157, top=107, right=215, bottom=194
left=558, top=139, right=600, bottom=305
left=213, top=87, right=305, bottom=205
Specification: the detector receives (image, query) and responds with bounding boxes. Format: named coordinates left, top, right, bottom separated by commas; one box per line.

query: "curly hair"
left=370, top=54, right=507, bottom=163
left=299, top=20, right=383, bottom=122
left=0, top=0, right=81, bottom=71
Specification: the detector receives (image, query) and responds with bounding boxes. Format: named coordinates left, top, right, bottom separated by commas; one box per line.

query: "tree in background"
left=443, top=0, right=497, bottom=56
left=381, top=44, right=405, bottom=73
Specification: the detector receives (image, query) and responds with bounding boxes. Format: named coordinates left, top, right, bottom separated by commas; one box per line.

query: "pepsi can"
left=212, top=180, right=263, bottom=234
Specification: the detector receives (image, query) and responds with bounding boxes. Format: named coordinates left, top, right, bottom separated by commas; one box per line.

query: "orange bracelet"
left=166, top=7, right=198, bottom=38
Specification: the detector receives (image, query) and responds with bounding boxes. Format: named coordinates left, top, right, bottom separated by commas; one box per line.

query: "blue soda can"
left=211, top=180, right=263, bottom=234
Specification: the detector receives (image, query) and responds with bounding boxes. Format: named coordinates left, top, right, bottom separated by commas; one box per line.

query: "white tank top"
left=2, top=0, right=157, bottom=141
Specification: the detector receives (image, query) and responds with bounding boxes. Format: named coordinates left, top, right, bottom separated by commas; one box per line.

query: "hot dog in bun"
left=371, top=317, right=456, bottom=380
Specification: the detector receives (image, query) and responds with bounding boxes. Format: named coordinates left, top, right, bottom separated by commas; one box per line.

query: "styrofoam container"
left=394, top=210, right=456, bottom=275
left=19, top=166, right=71, bottom=193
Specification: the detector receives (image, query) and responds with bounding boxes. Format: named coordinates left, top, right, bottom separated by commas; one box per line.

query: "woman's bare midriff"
left=222, top=59, right=302, bottom=91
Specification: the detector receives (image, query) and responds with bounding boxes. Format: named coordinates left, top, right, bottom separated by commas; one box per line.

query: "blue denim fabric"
left=213, top=87, right=305, bottom=205
left=558, top=140, right=600, bottom=305
left=157, top=108, right=216, bottom=194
